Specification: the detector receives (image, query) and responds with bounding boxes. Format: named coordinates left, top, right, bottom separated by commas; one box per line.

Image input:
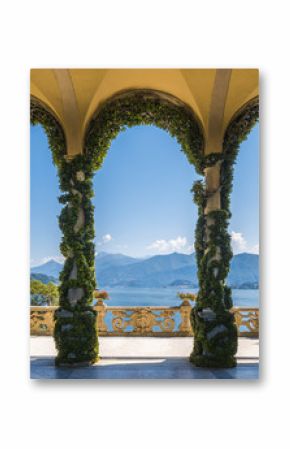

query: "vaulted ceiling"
left=31, top=68, right=258, bottom=156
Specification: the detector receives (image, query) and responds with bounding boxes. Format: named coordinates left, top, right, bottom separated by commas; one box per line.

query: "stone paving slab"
left=30, top=337, right=259, bottom=380
left=30, top=356, right=259, bottom=380
left=30, top=336, right=259, bottom=358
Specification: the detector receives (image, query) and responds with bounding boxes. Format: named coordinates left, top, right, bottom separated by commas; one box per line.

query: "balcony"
left=30, top=302, right=259, bottom=338
left=30, top=303, right=259, bottom=379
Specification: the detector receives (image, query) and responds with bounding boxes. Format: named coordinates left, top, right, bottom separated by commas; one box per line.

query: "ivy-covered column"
left=190, top=158, right=237, bottom=368
left=54, top=155, right=99, bottom=366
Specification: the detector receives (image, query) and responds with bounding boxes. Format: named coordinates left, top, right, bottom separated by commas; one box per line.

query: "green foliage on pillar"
left=31, top=99, right=98, bottom=366
left=190, top=98, right=259, bottom=368
left=31, top=92, right=258, bottom=369
left=190, top=199, right=238, bottom=367
left=54, top=156, right=98, bottom=366
left=31, top=91, right=205, bottom=366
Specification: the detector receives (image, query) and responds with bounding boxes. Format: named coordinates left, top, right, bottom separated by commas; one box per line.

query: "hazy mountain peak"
left=30, top=252, right=259, bottom=289
left=31, top=259, right=63, bottom=277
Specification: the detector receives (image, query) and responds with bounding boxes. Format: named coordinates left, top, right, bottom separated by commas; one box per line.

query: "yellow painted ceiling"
left=31, top=68, right=259, bottom=156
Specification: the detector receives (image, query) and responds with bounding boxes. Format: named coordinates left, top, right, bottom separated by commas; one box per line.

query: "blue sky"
left=30, top=123, right=259, bottom=266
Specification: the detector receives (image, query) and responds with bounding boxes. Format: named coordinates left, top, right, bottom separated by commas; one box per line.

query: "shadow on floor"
left=30, top=356, right=259, bottom=380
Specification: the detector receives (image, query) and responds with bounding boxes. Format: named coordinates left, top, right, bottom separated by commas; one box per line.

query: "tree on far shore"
left=30, top=279, right=59, bottom=306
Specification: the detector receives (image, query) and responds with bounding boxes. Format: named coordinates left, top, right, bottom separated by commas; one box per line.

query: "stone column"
left=53, top=158, right=99, bottom=366
left=179, top=300, right=193, bottom=334
left=204, top=162, right=221, bottom=214
left=190, top=160, right=237, bottom=368
left=95, top=300, right=108, bottom=334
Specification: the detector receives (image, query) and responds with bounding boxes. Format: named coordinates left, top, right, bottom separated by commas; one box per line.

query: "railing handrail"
left=30, top=305, right=259, bottom=310
left=30, top=305, right=259, bottom=338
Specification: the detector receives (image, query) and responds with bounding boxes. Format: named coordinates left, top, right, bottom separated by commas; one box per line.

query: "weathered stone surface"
left=55, top=309, right=74, bottom=319
left=68, top=287, right=84, bottom=306
left=82, top=311, right=95, bottom=317
left=69, top=261, right=78, bottom=280
left=73, top=207, right=85, bottom=233
left=198, top=308, right=216, bottom=321
left=76, top=170, right=85, bottom=182
left=207, top=324, right=227, bottom=340
left=61, top=324, right=73, bottom=332
left=204, top=162, right=221, bottom=214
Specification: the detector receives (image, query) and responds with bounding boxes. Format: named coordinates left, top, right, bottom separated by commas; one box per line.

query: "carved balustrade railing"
left=231, top=307, right=260, bottom=337
left=30, top=301, right=259, bottom=338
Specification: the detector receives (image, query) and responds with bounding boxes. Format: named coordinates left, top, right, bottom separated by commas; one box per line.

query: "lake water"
left=100, top=287, right=259, bottom=307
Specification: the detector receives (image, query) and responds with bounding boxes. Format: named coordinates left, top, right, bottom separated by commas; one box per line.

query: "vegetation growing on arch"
left=190, top=98, right=259, bottom=368
left=30, top=91, right=258, bottom=369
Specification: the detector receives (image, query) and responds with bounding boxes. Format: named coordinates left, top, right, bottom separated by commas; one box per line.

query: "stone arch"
left=30, top=87, right=258, bottom=368
left=83, top=88, right=206, bottom=301
left=83, top=89, right=205, bottom=174
left=30, top=96, right=67, bottom=165
left=31, top=96, right=99, bottom=367
left=75, top=89, right=206, bottom=366
left=189, top=97, right=259, bottom=368
left=221, top=96, right=259, bottom=212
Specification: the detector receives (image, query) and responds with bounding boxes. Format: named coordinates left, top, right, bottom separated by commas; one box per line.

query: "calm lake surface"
left=100, top=287, right=259, bottom=307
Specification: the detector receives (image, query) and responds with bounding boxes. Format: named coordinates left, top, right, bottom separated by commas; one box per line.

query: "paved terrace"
left=30, top=337, right=259, bottom=380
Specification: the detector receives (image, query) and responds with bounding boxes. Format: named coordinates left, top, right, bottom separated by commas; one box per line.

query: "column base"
left=189, top=353, right=237, bottom=369
left=54, top=307, right=99, bottom=368
left=55, top=356, right=100, bottom=368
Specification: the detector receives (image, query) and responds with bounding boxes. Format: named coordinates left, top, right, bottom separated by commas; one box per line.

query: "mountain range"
left=31, top=251, right=259, bottom=289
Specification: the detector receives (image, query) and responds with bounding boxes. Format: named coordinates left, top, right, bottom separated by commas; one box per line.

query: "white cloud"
left=186, top=243, right=195, bottom=254
left=97, top=234, right=113, bottom=246
left=231, top=231, right=247, bottom=254
left=231, top=231, right=259, bottom=254
left=250, top=243, right=259, bottom=254
left=102, top=234, right=112, bottom=243
left=147, top=236, right=189, bottom=254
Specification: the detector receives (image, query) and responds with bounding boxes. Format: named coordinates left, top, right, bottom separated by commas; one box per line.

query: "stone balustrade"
left=30, top=301, right=259, bottom=338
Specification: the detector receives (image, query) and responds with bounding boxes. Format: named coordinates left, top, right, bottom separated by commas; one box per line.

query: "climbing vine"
left=85, top=90, right=204, bottom=172
left=190, top=97, right=259, bottom=368
left=30, top=97, right=66, bottom=165
left=31, top=99, right=98, bottom=366
left=221, top=97, right=259, bottom=212
left=53, top=156, right=98, bottom=366
left=30, top=92, right=258, bottom=369
left=30, top=91, right=204, bottom=366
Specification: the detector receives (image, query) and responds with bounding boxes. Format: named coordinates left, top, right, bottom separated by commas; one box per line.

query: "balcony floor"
left=30, top=336, right=259, bottom=380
